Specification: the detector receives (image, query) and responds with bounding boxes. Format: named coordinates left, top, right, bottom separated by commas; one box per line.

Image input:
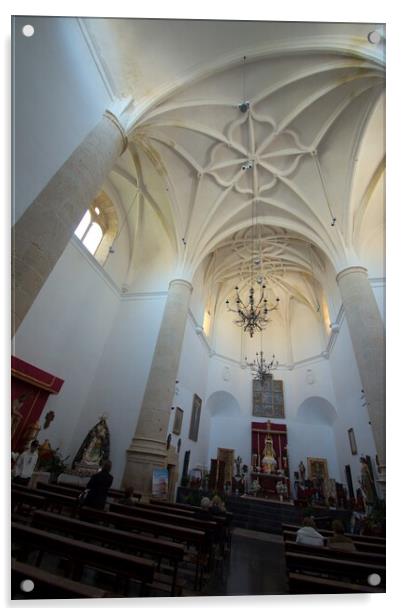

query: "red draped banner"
left=11, top=356, right=64, bottom=452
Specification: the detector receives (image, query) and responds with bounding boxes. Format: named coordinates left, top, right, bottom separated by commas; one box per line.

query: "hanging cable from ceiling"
left=106, top=189, right=138, bottom=257
left=309, top=243, right=321, bottom=313
left=311, top=151, right=337, bottom=227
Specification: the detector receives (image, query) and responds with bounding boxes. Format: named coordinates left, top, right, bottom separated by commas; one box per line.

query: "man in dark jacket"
left=83, top=460, right=113, bottom=509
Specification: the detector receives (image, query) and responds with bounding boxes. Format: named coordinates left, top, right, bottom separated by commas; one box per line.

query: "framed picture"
left=348, top=428, right=358, bottom=455
left=307, top=457, right=329, bottom=481
left=152, top=468, right=168, bottom=498
left=172, top=407, right=184, bottom=435
left=189, top=394, right=202, bottom=441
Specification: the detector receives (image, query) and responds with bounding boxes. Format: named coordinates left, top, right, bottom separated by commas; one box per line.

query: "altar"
left=249, top=471, right=290, bottom=499
left=251, top=420, right=290, bottom=498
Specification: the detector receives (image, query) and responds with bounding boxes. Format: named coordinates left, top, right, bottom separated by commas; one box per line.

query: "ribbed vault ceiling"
left=83, top=19, right=385, bottom=313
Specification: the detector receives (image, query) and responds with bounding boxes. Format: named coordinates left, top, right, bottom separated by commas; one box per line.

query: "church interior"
left=11, top=15, right=386, bottom=599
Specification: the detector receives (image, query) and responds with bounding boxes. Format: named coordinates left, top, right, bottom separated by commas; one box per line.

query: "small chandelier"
left=246, top=351, right=278, bottom=381
left=225, top=284, right=279, bottom=338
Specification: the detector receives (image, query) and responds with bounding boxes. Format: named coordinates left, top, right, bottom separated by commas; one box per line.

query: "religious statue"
left=234, top=455, right=242, bottom=478
left=11, top=393, right=29, bottom=438
left=43, top=410, right=55, bottom=429
left=359, top=456, right=376, bottom=510
left=250, top=477, right=261, bottom=495
left=73, top=417, right=110, bottom=474
left=276, top=478, right=288, bottom=501
left=261, top=435, right=277, bottom=474
left=298, top=461, right=306, bottom=484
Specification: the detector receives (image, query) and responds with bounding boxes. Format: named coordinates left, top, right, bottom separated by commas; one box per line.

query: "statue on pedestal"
left=298, top=461, right=306, bottom=484
left=261, top=434, right=277, bottom=474
left=359, top=456, right=376, bottom=512
left=72, top=417, right=110, bottom=476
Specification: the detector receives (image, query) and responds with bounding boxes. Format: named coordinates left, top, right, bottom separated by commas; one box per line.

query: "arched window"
left=74, top=210, right=91, bottom=241
left=74, top=209, right=103, bottom=255
left=73, top=191, right=118, bottom=264
left=82, top=222, right=103, bottom=254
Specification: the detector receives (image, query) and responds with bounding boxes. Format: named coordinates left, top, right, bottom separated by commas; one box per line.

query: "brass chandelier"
left=225, top=282, right=279, bottom=338
left=246, top=350, right=278, bottom=381
left=225, top=59, right=279, bottom=338
left=225, top=202, right=279, bottom=338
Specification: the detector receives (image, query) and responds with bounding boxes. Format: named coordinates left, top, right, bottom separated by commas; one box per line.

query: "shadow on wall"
left=206, top=390, right=242, bottom=418
left=289, top=396, right=341, bottom=482
left=205, top=390, right=249, bottom=465
left=296, top=396, right=338, bottom=426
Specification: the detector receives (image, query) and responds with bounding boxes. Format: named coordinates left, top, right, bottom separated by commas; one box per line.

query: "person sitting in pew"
left=210, top=495, right=226, bottom=514
left=82, top=460, right=113, bottom=510
left=118, top=486, right=138, bottom=506
left=327, top=520, right=356, bottom=552
left=296, top=517, right=325, bottom=547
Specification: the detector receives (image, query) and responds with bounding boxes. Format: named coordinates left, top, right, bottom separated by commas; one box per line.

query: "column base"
left=121, top=436, right=167, bottom=499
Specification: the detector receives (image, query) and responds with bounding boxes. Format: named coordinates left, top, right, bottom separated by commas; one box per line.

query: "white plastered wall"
left=12, top=240, right=121, bottom=460
left=13, top=16, right=112, bottom=222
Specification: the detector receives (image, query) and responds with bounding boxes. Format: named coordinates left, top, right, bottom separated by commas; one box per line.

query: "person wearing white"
left=13, top=440, right=39, bottom=486
left=296, top=517, right=325, bottom=546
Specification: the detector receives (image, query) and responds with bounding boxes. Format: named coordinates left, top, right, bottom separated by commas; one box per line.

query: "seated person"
left=327, top=519, right=356, bottom=552
left=118, top=486, right=138, bottom=506
left=296, top=517, right=325, bottom=546
left=210, top=494, right=226, bottom=514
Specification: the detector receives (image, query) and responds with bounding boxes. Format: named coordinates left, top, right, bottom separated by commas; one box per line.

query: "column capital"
left=103, top=110, right=129, bottom=155
left=168, top=278, right=193, bottom=293
left=336, top=265, right=368, bottom=284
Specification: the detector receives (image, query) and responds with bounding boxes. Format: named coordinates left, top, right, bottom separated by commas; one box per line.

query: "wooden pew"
left=285, top=550, right=386, bottom=588
left=283, top=540, right=385, bottom=566
left=134, top=501, right=230, bottom=556
left=282, top=523, right=385, bottom=544
left=12, top=485, right=78, bottom=515
left=110, top=502, right=217, bottom=537
left=38, top=481, right=141, bottom=503
left=36, top=481, right=86, bottom=499
left=78, top=507, right=206, bottom=589
left=32, top=510, right=185, bottom=596
left=11, top=488, right=46, bottom=516
left=12, top=522, right=155, bottom=597
left=151, top=499, right=233, bottom=523
left=282, top=529, right=385, bottom=554
left=56, top=481, right=141, bottom=502
left=11, top=560, right=110, bottom=599
left=288, top=572, right=384, bottom=594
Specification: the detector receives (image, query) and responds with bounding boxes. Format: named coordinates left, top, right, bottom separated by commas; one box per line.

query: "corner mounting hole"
left=22, top=25, right=35, bottom=37
left=367, top=573, right=381, bottom=586
left=20, top=578, right=35, bottom=592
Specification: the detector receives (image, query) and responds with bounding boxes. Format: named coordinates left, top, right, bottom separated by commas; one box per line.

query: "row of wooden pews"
left=11, top=481, right=232, bottom=599
left=282, top=523, right=385, bottom=594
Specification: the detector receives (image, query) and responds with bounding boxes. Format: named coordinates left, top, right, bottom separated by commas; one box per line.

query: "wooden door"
left=217, top=448, right=234, bottom=484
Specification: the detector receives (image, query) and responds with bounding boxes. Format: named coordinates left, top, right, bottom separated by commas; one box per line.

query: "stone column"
left=12, top=109, right=128, bottom=336
left=122, top=278, right=193, bottom=496
left=336, top=266, right=385, bottom=475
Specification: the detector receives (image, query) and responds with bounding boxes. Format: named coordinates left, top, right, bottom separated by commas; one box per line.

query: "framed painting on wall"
left=172, top=407, right=184, bottom=435
left=189, top=394, right=202, bottom=441
left=307, top=457, right=329, bottom=481
left=348, top=428, right=357, bottom=455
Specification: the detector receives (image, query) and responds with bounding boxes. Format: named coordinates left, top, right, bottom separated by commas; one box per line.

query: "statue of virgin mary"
left=72, top=417, right=110, bottom=472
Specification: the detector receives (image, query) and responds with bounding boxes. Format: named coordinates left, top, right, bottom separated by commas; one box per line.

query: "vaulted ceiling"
left=82, top=19, right=385, bottom=312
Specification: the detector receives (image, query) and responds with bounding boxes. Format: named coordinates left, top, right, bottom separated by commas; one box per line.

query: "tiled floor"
left=204, top=529, right=289, bottom=596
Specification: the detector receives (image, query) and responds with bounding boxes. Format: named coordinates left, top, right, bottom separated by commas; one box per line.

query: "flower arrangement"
left=37, top=440, right=69, bottom=478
